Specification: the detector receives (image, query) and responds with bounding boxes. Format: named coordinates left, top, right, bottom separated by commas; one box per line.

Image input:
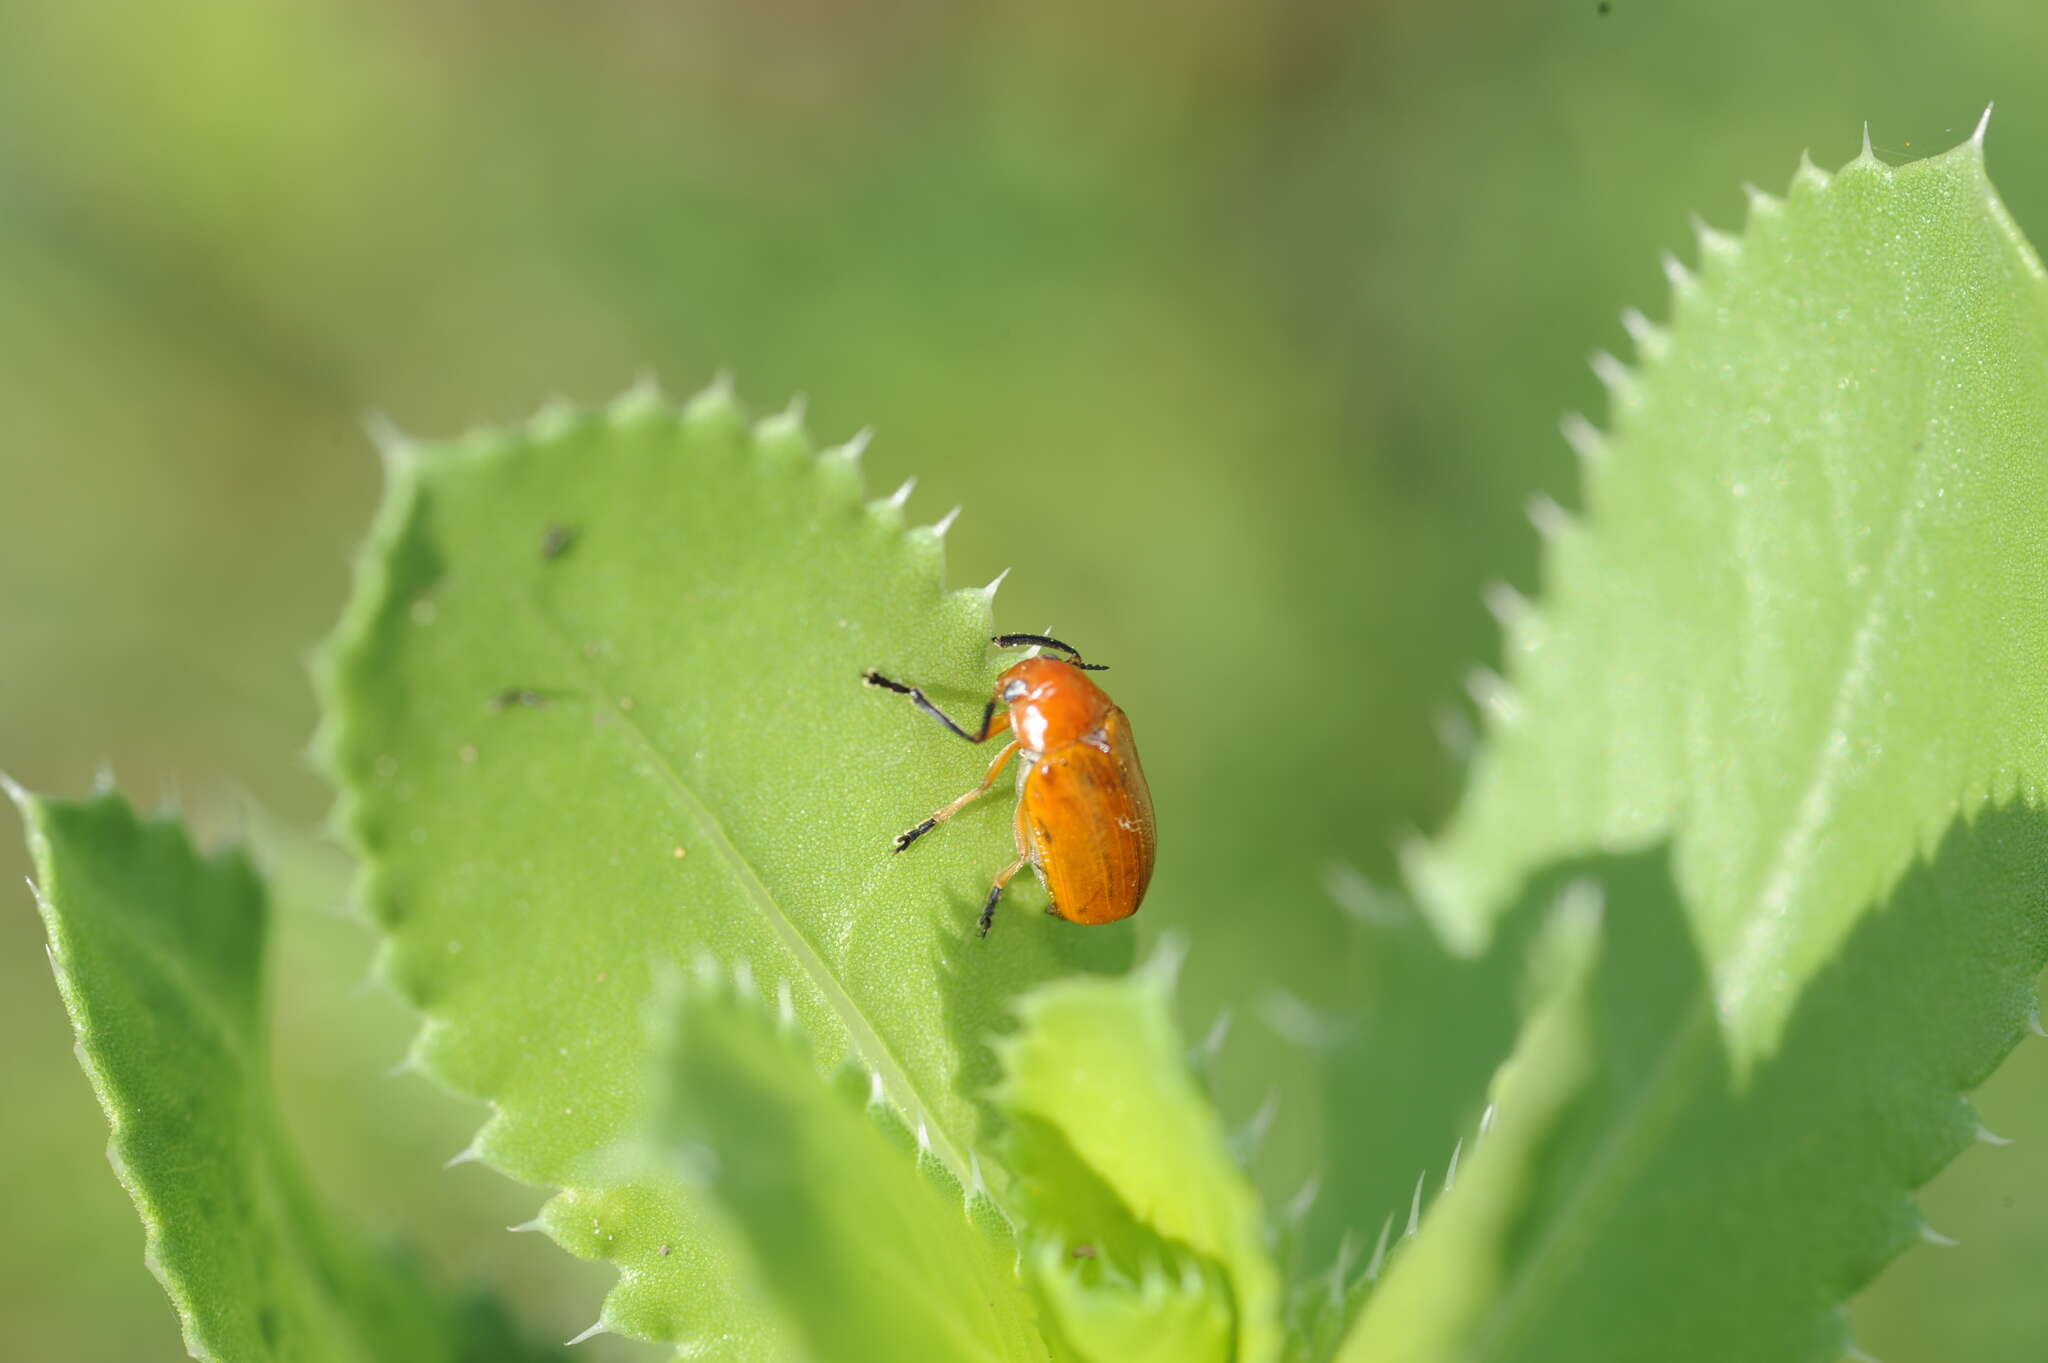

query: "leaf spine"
left=1286, top=1171, right=1323, bottom=1225
left=1328, top=1229, right=1362, bottom=1305
left=1690, top=213, right=1737, bottom=262
left=1404, top=1168, right=1427, bottom=1239
left=565, top=1320, right=610, bottom=1347
left=1484, top=579, right=1530, bottom=628
left=1526, top=493, right=1570, bottom=539
left=1364, top=1211, right=1395, bottom=1282
left=834, top=426, right=874, bottom=462
left=1974, top=1121, right=2012, bottom=1146
left=1589, top=350, right=1634, bottom=397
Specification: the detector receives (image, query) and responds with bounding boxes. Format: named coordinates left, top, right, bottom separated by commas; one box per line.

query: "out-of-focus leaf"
left=655, top=967, right=1048, bottom=1363
left=1333, top=882, right=1603, bottom=1363
left=1339, top=817, right=2048, bottom=1361
left=1030, top=1241, right=1233, bottom=1363
left=315, top=381, right=1132, bottom=1347
left=10, top=783, right=560, bottom=1363
left=995, top=956, right=1280, bottom=1362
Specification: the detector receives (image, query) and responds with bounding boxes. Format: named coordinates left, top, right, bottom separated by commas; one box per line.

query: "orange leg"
left=892, top=738, right=1023, bottom=853
left=979, top=856, right=1029, bottom=937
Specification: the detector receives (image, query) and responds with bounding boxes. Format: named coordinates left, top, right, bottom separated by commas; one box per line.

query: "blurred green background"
left=5, top=1, right=2047, bottom=1357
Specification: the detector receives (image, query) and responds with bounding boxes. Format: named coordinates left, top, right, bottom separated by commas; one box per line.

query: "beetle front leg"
left=863, top=670, right=1007, bottom=742
left=893, top=738, right=1022, bottom=853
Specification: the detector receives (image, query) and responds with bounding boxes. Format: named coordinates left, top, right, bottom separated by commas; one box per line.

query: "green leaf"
left=995, top=956, right=1281, bottom=1363
left=1410, top=132, right=2048, bottom=1063
left=1333, top=883, right=1603, bottom=1363
left=1341, top=816, right=2048, bottom=1362
left=1029, top=1242, right=1232, bottom=1363
left=10, top=783, right=559, bottom=1363
left=1324, top=130, right=2048, bottom=1362
left=654, top=965, right=1048, bottom=1363
left=315, top=381, right=1134, bottom=1345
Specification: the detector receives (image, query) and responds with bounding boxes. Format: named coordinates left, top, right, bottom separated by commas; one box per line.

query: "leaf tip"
left=1917, top=1220, right=1960, bottom=1248
left=1973, top=101, right=1995, bottom=148
left=982, top=566, right=1011, bottom=599
left=1974, top=1120, right=2013, bottom=1146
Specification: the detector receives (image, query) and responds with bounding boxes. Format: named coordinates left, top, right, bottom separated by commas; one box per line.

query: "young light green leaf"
left=1338, top=812, right=2048, bottom=1363
left=315, top=382, right=1134, bottom=1344
left=1410, top=131, right=2048, bottom=1063
left=1029, top=1243, right=1232, bottom=1363
left=654, top=968, right=1049, bottom=1363
left=10, top=784, right=560, bottom=1363
left=995, top=956, right=1281, bottom=1363
left=1334, top=884, right=1602, bottom=1363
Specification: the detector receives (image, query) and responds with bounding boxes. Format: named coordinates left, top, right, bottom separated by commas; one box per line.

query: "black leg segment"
left=862, top=670, right=1001, bottom=741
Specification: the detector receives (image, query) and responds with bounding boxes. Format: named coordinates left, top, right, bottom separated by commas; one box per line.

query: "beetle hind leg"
left=978, top=857, right=1029, bottom=937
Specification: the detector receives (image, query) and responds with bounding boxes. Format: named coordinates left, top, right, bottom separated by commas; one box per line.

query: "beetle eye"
left=1002, top=680, right=1027, bottom=702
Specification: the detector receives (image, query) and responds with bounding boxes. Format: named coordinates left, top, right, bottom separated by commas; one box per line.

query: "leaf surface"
left=12, top=784, right=557, bottom=1363
left=654, top=969, right=1048, bottom=1363
left=1412, top=135, right=2048, bottom=1061
left=315, top=383, right=1133, bottom=1345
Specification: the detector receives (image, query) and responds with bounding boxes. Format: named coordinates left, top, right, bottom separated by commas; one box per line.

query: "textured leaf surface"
left=316, top=383, right=1132, bottom=1345
left=11, top=784, right=557, bottom=1363
left=996, top=958, right=1280, bottom=1363
left=655, top=970, right=1047, bottom=1363
left=1324, top=132, right=2048, bottom=1362
left=1412, top=134, right=2048, bottom=1060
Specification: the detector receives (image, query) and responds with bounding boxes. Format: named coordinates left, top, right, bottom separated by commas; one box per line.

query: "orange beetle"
left=864, top=633, right=1155, bottom=936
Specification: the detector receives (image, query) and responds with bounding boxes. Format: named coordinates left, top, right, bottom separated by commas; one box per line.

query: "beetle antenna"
left=990, top=633, right=1109, bottom=670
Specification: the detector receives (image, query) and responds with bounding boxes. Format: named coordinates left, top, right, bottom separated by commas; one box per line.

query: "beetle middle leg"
left=893, top=738, right=1022, bottom=853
